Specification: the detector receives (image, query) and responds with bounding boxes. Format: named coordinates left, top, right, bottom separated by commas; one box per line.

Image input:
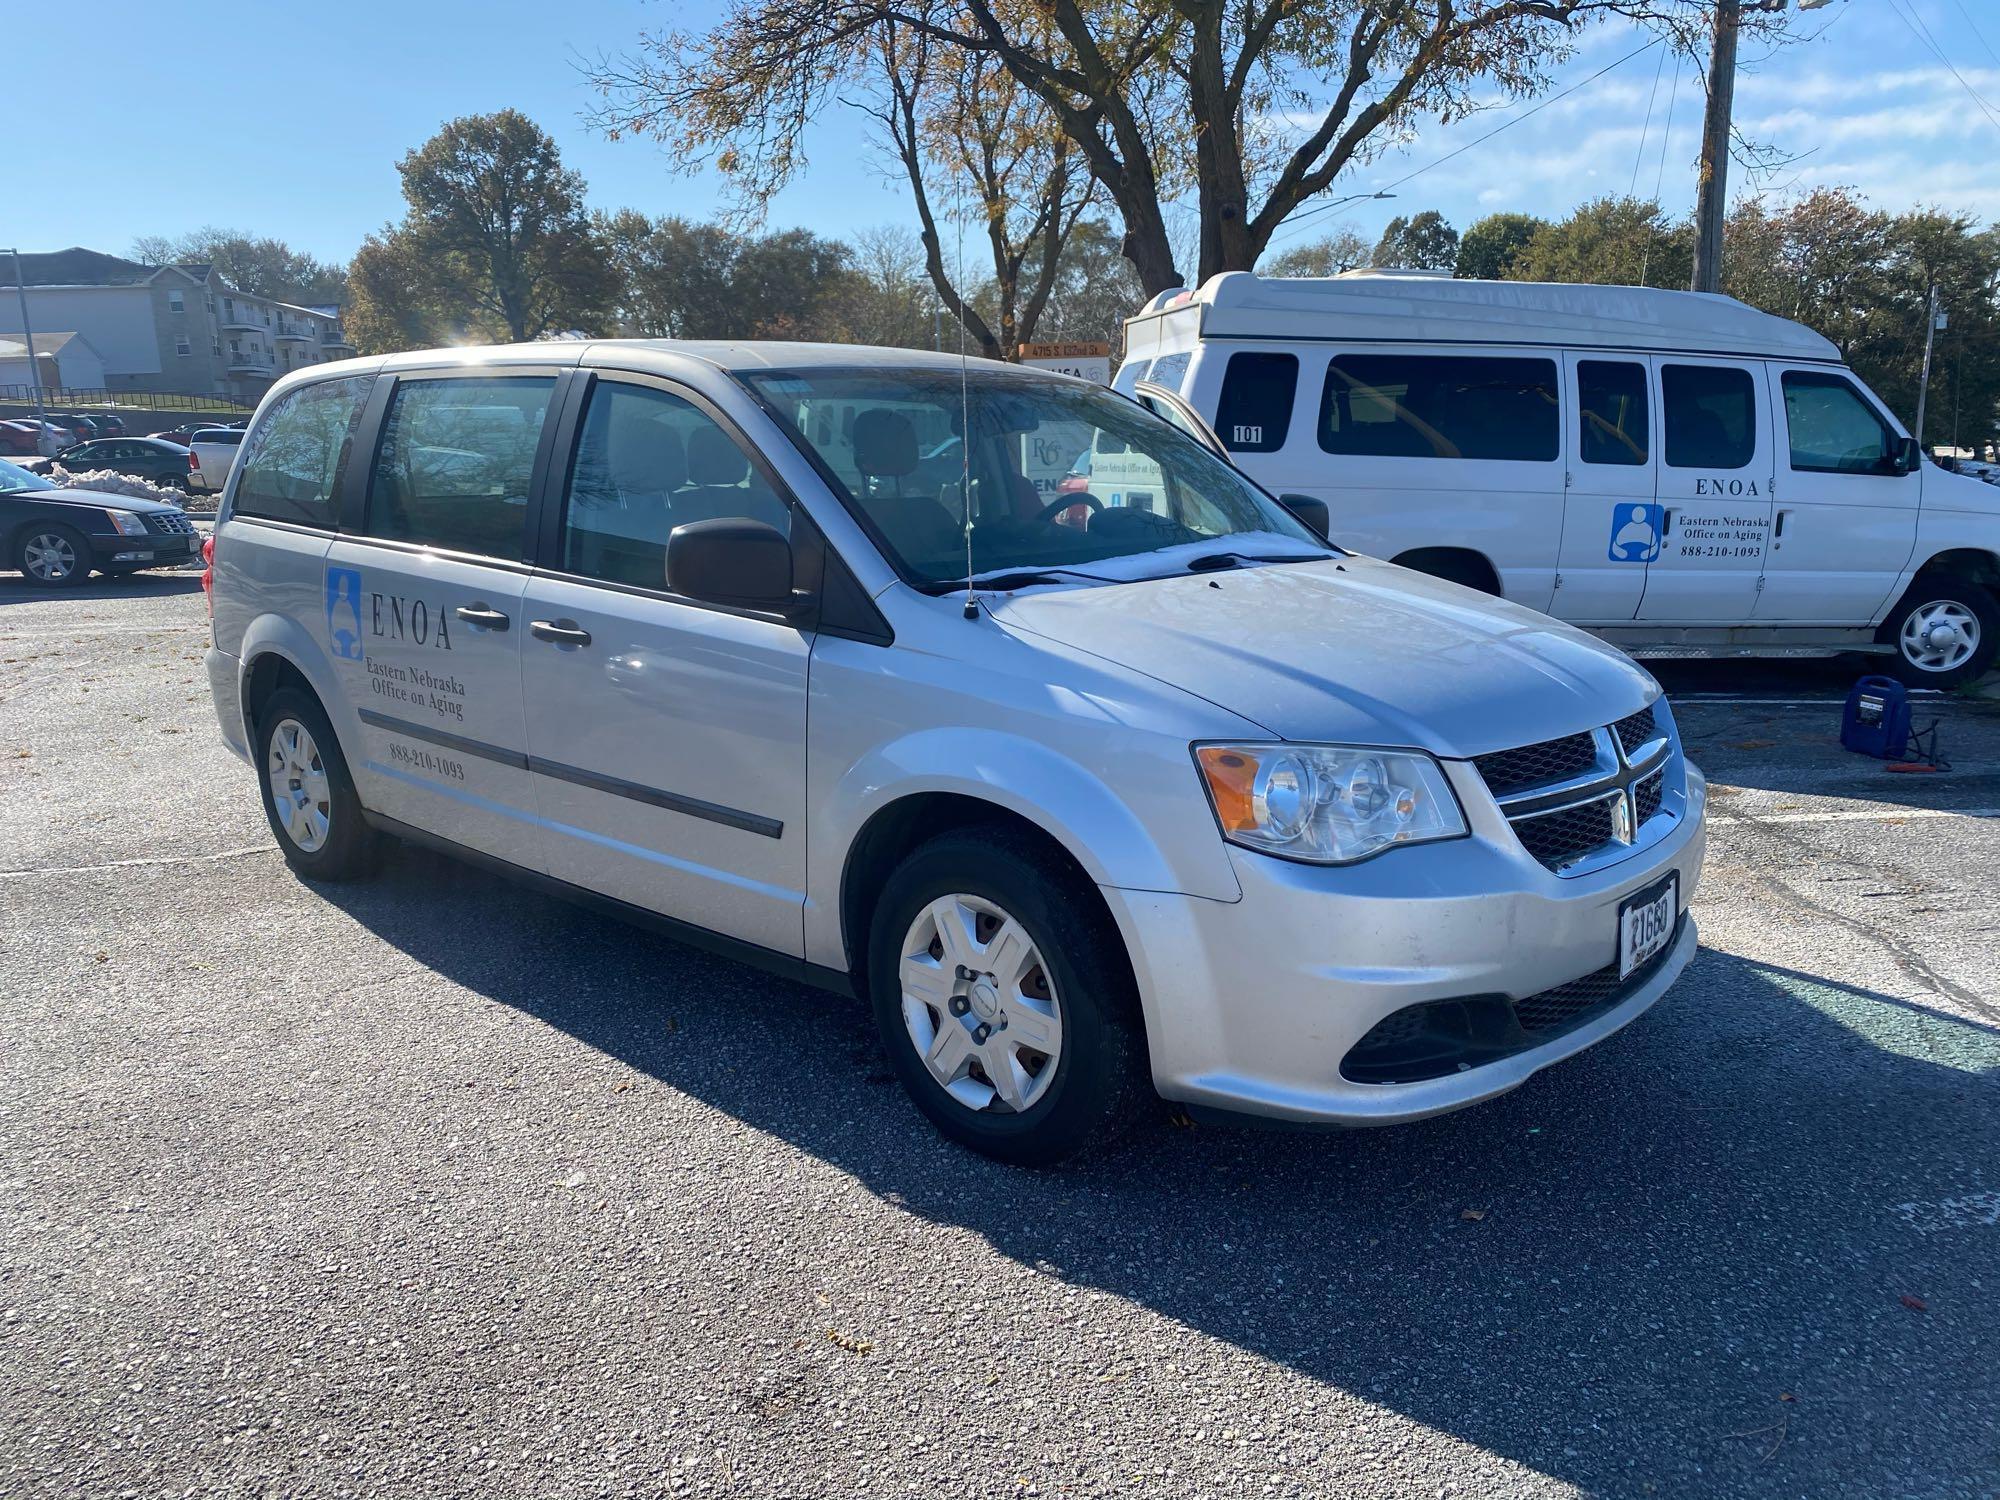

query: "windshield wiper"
left=919, top=565, right=1113, bottom=595
left=1184, top=549, right=1333, bottom=573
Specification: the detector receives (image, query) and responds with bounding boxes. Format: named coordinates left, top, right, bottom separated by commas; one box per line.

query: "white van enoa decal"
left=1608, top=504, right=1665, bottom=563
left=366, top=660, right=467, bottom=724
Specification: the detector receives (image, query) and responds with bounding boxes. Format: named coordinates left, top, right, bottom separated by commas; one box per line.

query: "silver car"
left=204, top=342, right=1706, bottom=1163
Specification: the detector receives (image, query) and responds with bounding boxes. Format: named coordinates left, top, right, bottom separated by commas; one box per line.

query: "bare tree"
left=586, top=0, right=1738, bottom=297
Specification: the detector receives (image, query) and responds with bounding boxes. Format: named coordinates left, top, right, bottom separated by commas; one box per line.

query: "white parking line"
left=0, top=843, right=276, bottom=880
left=1894, top=1192, right=2000, bottom=1235
left=1710, top=806, right=2000, bottom=826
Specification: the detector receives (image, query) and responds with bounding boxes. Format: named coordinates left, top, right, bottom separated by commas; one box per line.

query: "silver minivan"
left=204, top=341, right=1707, bottom=1163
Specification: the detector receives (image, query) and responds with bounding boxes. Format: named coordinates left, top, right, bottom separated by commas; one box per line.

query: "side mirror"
left=1892, top=436, right=1923, bottom=475
left=666, top=517, right=798, bottom=614
left=1279, top=492, right=1331, bottom=540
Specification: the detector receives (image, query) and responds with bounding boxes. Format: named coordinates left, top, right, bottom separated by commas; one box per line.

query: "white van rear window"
left=1216, top=352, right=1298, bottom=453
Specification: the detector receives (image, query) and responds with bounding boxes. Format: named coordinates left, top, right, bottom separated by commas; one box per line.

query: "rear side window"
left=1662, top=364, right=1756, bottom=469
left=1147, top=352, right=1191, bottom=393
left=1215, top=352, right=1297, bottom=453
left=1319, top=354, right=1558, bottom=461
left=231, top=376, right=370, bottom=527
left=1577, top=360, right=1649, bottom=466
left=1111, top=358, right=1151, bottom=396
left=1781, top=371, right=1896, bottom=474
left=364, top=375, right=554, bottom=559
left=560, top=380, right=789, bottom=590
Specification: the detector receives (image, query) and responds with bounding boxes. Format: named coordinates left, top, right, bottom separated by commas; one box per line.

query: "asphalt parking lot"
left=3, top=573, right=1997, bottom=1499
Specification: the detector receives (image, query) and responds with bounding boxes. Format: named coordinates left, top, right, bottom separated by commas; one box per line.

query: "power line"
left=1269, top=35, right=1663, bottom=250
left=1883, top=0, right=2000, bottom=133
left=1630, top=39, right=1671, bottom=196
left=1944, top=0, right=2000, bottom=69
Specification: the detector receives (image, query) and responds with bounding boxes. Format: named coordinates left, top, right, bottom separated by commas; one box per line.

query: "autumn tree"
left=1260, top=227, right=1376, bottom=277
left=862, top=22, right=1103, bottom=359
left=131, top=228, right=347, bottom=305
left=589, top=0, right=1731, bottom=298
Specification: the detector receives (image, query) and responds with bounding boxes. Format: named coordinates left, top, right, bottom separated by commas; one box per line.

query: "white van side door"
left=1556, top=353, right=1654, bottom=623
left=1635, top=357, right=1775, bottom=623
left=1755, top=365, right=1919, bottom=624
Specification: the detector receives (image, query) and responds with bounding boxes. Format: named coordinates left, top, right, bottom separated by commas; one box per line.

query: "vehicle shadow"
left=322, top=846, right=2000, bottom=1497
left=0, top=570, right=205, bottom=605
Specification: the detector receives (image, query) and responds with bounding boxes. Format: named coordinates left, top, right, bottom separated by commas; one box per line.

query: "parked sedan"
left=0, top=457, right=201, bottom=586
left=38, top=436, right=192, bottom=488
left=0, top=420, right=44, bottom=455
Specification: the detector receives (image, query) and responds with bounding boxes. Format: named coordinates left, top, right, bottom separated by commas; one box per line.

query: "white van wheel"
left=1884, top=579, right=1998, bottom=688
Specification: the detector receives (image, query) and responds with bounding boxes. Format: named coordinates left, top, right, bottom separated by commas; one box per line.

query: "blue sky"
left=16, top=0, right=1998, bottom=270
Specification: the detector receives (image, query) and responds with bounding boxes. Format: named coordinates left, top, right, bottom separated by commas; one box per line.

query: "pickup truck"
left=186, top=427, right=245, bottom=495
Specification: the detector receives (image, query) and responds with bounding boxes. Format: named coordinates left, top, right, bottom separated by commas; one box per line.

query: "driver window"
left=1781, top=371, right=1896, bottom=475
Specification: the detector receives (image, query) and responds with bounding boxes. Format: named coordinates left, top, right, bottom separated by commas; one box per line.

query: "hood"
left=987, top=556, right=1657, bottom=758
left=1927, top=463, right=2000, bottom=514
left=18, top=484, right=185, bottom=516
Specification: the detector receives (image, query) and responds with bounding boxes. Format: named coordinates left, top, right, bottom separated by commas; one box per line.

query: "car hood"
left=13, top=484, right=186, bottom=516
left=987, top=555, right=1658, bottom=757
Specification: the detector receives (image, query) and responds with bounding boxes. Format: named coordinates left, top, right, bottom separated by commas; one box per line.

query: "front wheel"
left=255, top=687, right=380, bottom=881
left=868, top=828, right=1150, bottom=1165
left=1883, top=577, right=1999, bottom=689
left=16, top=523, right=91, bottom=587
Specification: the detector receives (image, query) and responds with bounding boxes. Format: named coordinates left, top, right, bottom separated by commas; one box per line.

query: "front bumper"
left=1103, top=765, right=1707, bottom=1126
left=89, top=530, right=200, bottom=569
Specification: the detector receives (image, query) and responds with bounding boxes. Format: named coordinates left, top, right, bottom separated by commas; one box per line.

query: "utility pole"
left=1914, top=283, right=1942, bottom=450
left=1689, top=0, right=1741, bottom=294
left=4, top=248, right=50, bottom=438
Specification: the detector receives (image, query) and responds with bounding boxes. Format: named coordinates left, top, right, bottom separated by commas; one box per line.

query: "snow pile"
left=44, top=466, right=198, bottom=509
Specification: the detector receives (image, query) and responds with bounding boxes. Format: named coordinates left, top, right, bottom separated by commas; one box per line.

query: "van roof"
left=1132, top=270, right=1841, bottom=362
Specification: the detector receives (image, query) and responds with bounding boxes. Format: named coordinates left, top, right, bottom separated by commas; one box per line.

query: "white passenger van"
left=1122, top=271, right=2000, bottom=686
left=206, top=341, right=1704, bottom=1163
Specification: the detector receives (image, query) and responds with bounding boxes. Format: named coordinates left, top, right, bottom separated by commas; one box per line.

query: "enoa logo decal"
left=368, top=590, right=452, bottom=651
left=326, top=567, right=365, bottom=660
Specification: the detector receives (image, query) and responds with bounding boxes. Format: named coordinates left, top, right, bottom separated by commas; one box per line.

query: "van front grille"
left=1472, top=732, right=1596, bottom=798
left=1471, top=701, right=1680, bottom=875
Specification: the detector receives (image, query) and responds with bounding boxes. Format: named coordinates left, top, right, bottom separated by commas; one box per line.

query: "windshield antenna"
left=953, top=196, right=977, bottom=620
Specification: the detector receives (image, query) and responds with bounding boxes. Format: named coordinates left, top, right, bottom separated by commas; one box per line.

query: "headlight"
left=1195, top=742, right=1467, bottom=864
left=104, top=509, right=148, bottom=537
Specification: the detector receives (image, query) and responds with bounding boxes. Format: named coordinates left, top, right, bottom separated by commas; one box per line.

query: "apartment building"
left=0, top=248, right=354, bottom=403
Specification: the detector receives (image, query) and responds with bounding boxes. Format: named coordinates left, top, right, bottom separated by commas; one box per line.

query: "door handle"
left=1773, top=508, right=1789, bottom=541
left=530, top=619, right=591, bottom=647
left=455, top=603, right=510, bottom=630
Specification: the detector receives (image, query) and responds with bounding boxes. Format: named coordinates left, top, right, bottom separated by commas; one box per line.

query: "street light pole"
left=1914, top=283, right=1942, bottom=450
left=3, top=247, right=49, bottom=436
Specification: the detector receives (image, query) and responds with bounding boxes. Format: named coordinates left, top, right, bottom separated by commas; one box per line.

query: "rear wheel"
left=1882, top=576, right=1998, bottom=689
left=868, top=828, right=1150, bottom=1165
left=16, top=523, right=91, bottom=587
left=255, top=687, right=380, bottom=881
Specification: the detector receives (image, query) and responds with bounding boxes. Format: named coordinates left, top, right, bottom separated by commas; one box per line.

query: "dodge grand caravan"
left=1123, top=270, right=2000, bottom=688
left=205, top=342, right=1706, bottom=1163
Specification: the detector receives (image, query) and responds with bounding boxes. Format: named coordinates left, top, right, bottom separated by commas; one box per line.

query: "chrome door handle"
left=530, top=619, right=591, bottom=647
left=455, top=603, right=510, bottom=630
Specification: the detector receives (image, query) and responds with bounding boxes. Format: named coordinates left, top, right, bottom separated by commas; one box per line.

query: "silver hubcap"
left=23, top=532, right=78, bottom=581
left=266, top=718, right=332, bottom=853
left=899, top=893, right=1064, bottom=1114
left=1900, top=599, right=1979, bottom=672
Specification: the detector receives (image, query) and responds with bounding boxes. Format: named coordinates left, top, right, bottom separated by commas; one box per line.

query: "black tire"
left=14, top=521, right=92, bottom=587
left=1395, top=549, right=1501, bottom=595
left=254, top=686, right=381, bottom=882
left=1880, top=575, right=1999, bottom=689
left=867, top=826, right=1151, bottom=1165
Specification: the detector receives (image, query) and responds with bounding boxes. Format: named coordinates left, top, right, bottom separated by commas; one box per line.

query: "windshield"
left=740, top=365, right=1326, bottom=587
left=0, top=458, right=48, bottom=494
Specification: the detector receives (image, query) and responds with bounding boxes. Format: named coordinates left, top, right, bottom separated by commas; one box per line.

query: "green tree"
left=1372, top=210, right=1458, bottom=271
left=599, top=212, right=860, bottom=341
left=1508, top=197, right=1693, bottom=289
left=386, top=110, right=618, bottom=344
left=1455, top=212, right=1545, bottom=279
left=344, top=229, right=448, bottom=354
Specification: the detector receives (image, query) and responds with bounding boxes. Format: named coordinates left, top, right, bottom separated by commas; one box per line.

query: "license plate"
left=1618, top=873, right=1678, bottom=980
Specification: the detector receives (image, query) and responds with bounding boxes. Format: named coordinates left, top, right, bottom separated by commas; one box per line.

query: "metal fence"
left=0, top=385, right=253, bottom=414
